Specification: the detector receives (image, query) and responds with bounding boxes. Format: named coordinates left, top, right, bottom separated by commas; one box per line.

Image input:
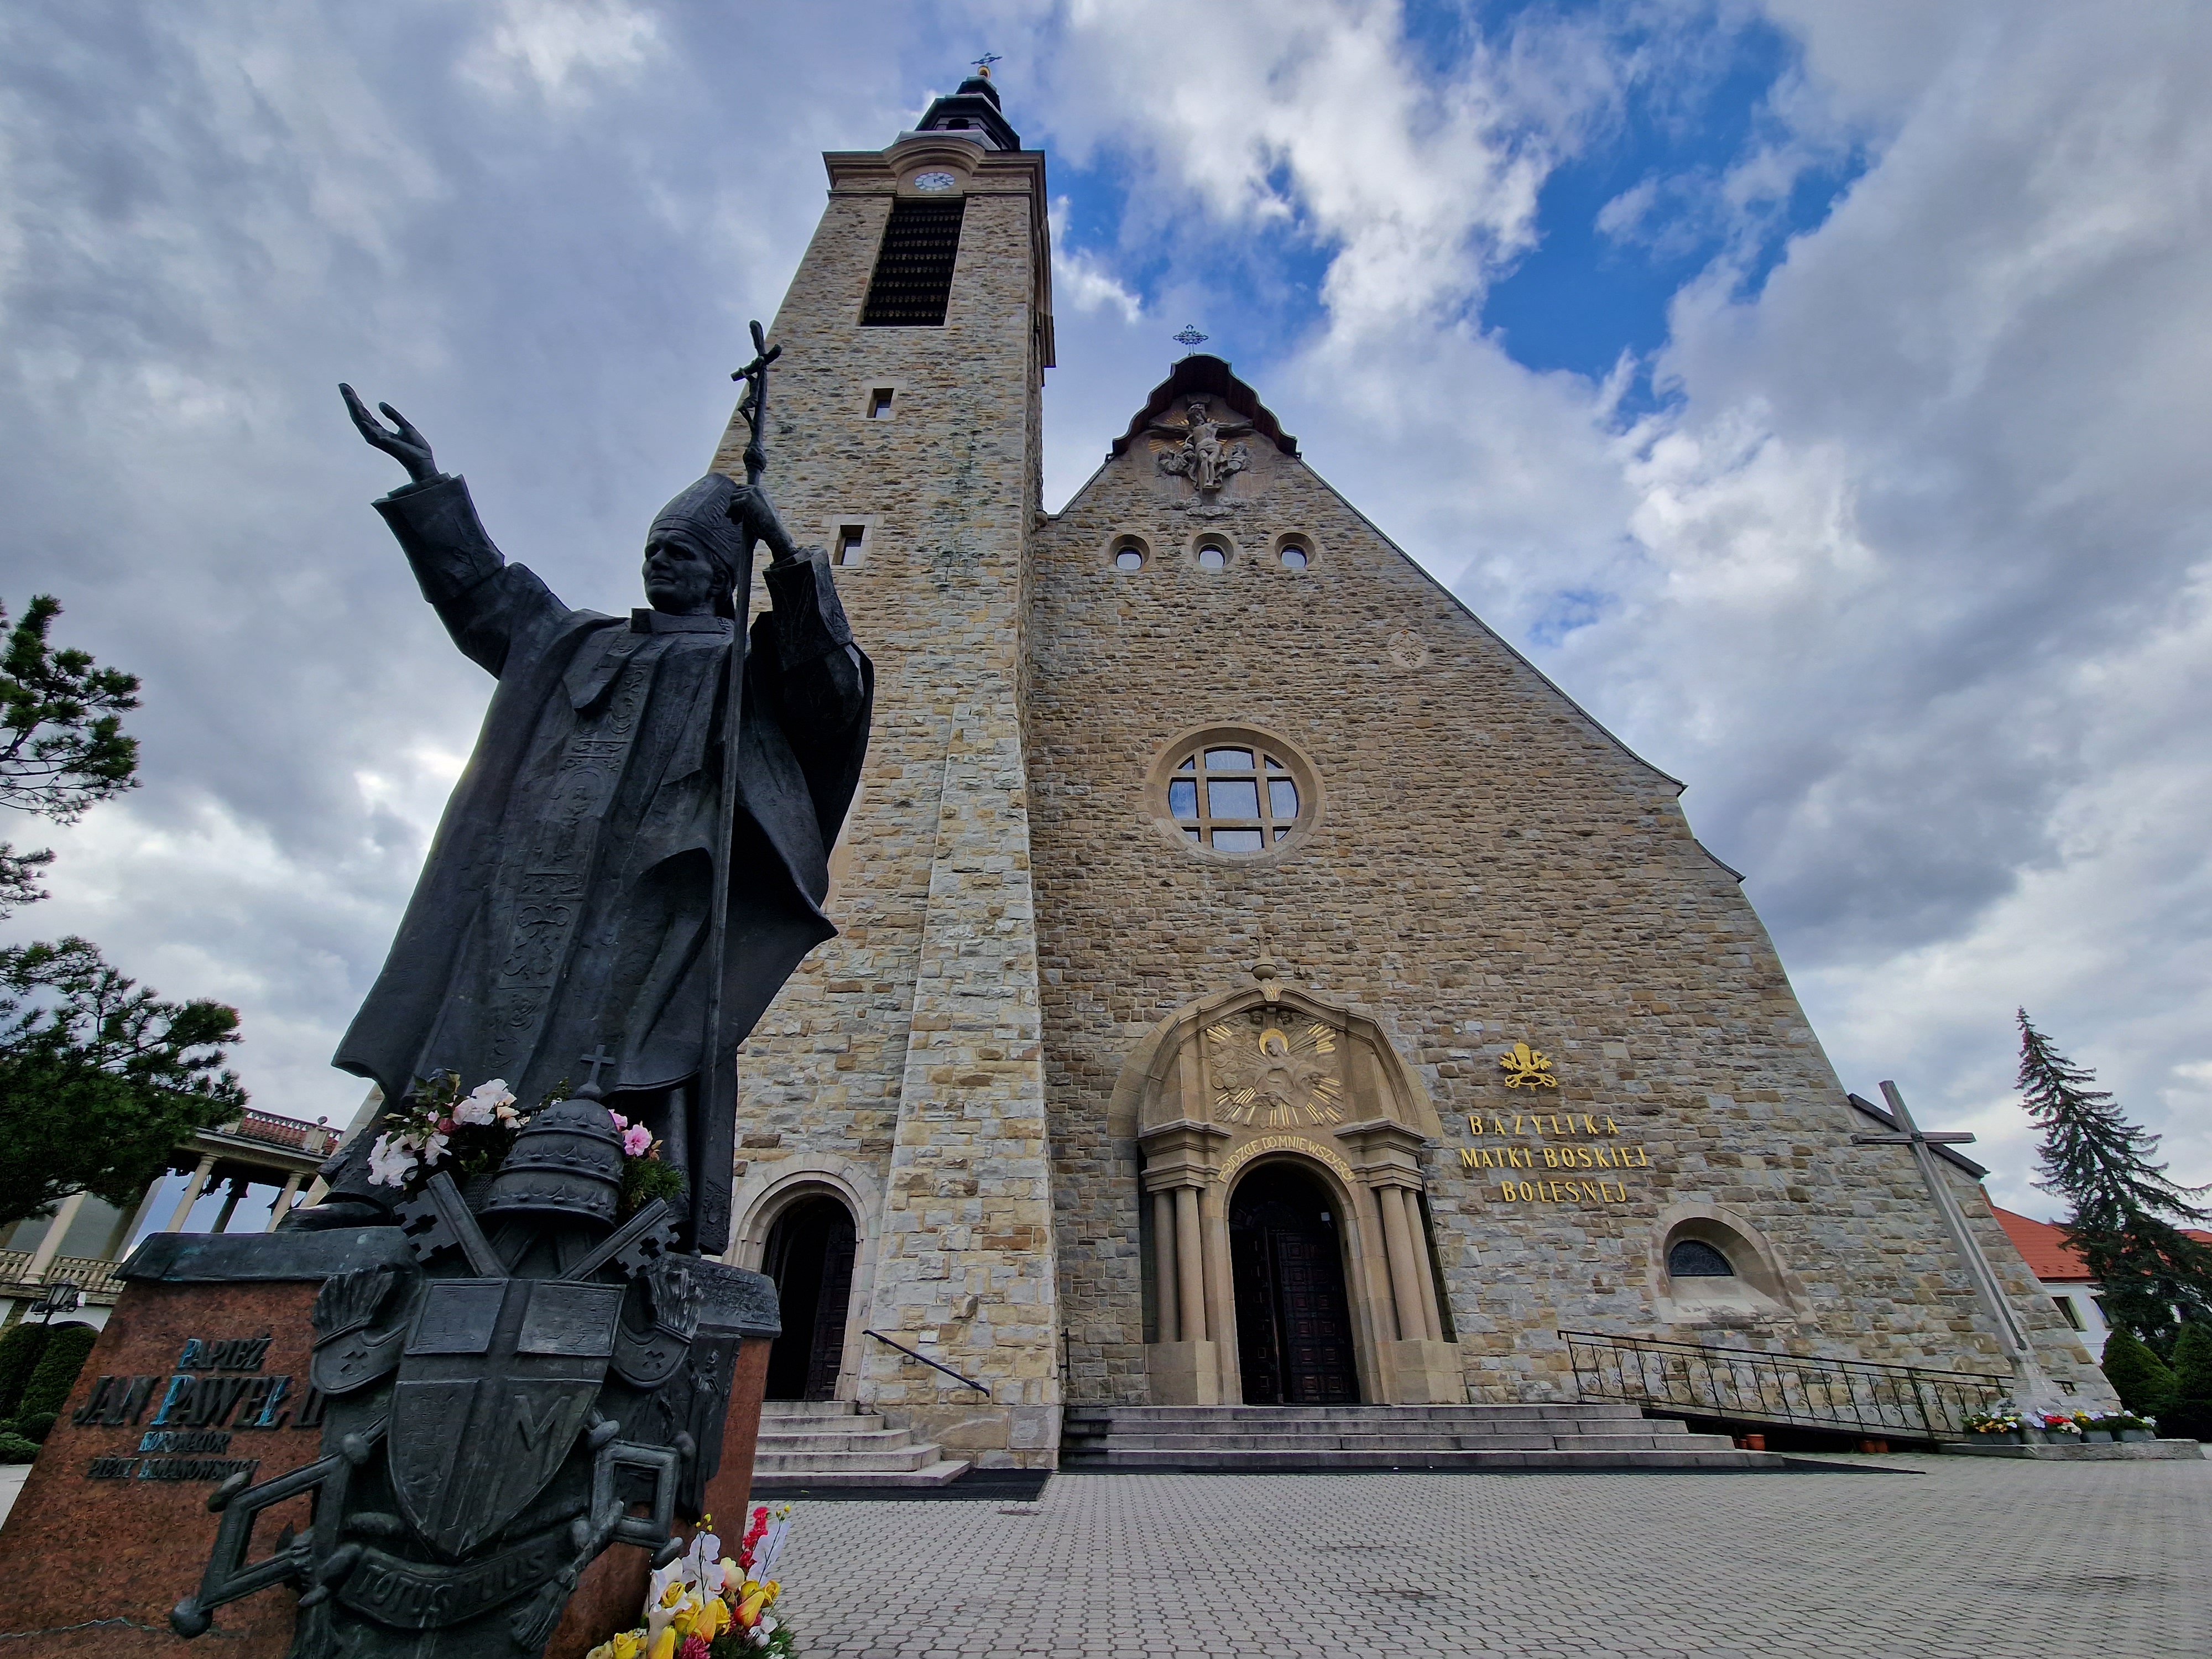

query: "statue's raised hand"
left=340, top=384, right=437, bottom=483
left=726, top=482, right=797, bottom=564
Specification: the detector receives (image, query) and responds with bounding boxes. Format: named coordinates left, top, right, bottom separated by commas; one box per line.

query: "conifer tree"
left=2018, top=1010, right=2212, bottom=1351
left=2161, top=1323, right=2212, bottom=1441
left=2098, top=1326, right=2177, bottom=1416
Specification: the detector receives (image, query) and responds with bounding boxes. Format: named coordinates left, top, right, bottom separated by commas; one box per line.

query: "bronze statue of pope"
left=295, top=386, right=870, bottom=1252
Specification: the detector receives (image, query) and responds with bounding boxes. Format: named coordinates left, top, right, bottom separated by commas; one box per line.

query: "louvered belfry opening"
left=861, top=197, right=966, bottom=326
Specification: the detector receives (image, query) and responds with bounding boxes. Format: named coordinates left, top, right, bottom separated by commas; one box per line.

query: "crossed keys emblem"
left=1498, top=1041, right=1559, bottom=1090
left=174, top=1172, right=697, bottom=1651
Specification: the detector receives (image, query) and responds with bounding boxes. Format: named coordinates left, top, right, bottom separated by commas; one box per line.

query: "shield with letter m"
left=389, top=1276, right=623, bottom=1558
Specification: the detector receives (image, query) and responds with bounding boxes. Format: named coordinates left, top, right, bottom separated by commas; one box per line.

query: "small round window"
left=1114, top=546, right=1145, bottom=571
left=1155, top=733, right=1313, bottom=854
left=1196, top=541, right=1229, bottom=570
left=1276, top=534, right=1313, bottom=570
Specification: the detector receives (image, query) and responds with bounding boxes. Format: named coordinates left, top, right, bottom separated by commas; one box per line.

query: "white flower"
left=366, top=1133, right=419, bottom=1188
left=494, top=1103, right=518, bottom=1122
left=685, top=1528, right=723, bottom=1591
left=453, top=1079, right=513, bottom=1126
left=419, top=1131, right=451, bottom=1167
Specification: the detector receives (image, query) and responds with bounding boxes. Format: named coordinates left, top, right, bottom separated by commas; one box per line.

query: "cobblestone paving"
left=765, top=1457, right=2209, bottom=1658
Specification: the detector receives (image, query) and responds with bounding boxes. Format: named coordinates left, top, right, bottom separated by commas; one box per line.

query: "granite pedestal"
left=0, top=1229, right=778, bottom=1657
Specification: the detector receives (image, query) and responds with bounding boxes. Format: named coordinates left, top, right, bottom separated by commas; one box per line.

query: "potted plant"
left=2035, top=1412, right=2081, bottom=1444
left=1962, top=1409, right=2022, bottom=1444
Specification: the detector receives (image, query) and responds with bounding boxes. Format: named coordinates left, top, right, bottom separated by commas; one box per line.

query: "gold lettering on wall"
left=1214, top=1134, right=1358, bottom=1188
left=1455, top=1103, right=1647, bottom=1202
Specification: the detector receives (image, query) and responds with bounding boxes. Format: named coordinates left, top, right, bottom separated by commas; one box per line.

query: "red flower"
left=679, top=1637, right=710, bottom=1659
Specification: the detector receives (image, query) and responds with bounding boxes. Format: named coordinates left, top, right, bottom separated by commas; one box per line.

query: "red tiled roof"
left=1993, top=1207, right=2091, bottom=1280
left=1992, top=1205, right=2212, bottom=1283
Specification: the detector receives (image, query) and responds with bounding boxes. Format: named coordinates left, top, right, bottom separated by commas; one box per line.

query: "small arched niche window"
left=1112, top=538, right=1147, bottom=571
left=1168, top=743, right=1300, bottom=852
left=1275, top=534, right=1314, bottom=571
left=1196, top=539, right=1230, bottom=570
left=1666, top=1238, right=1735, bottom=1277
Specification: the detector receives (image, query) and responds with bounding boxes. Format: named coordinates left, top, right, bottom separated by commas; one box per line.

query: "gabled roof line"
left=1111, top=355, right=1300, bottom=458
left=1295, top=453, right=1688, bottom=796
left=1846, top=1093, right=1990, bottom=1179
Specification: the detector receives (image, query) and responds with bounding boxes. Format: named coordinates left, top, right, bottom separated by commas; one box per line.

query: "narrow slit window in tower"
left=868, top=387, right=895, bottom=419
left=835, top=525, right=866, bottom=566
left=861, top=198, right=966, bottom=327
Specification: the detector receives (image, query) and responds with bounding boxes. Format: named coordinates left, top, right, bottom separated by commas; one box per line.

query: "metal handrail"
left=1561, top=1328, right=2010, bottom=1440
left=863, top=1329, right=990, bottom=1394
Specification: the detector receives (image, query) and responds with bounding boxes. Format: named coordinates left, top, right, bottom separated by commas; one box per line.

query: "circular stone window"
left=1147, top=727, right=1321, bottom=857
left=1111, top=538, right=1147, bottom=571
left=1195, top=539, right=1230, bottom=570
left=1275, top=534, right=1314, bottom=570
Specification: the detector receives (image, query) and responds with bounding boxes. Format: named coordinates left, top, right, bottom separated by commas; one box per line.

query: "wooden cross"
left=1853, top=1079, right=2032, bottom=1358
left=578, top=1044, right=619, bottom=1093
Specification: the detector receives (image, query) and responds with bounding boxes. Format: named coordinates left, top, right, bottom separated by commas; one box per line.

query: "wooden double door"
left=762, top=1196, right=857, bottom=1401
left=1229, top=1163, right=1360, bottom=1405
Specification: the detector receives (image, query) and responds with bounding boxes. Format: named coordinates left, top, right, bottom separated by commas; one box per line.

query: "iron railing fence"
left=1561, top=1329, right=2010, bottom=1440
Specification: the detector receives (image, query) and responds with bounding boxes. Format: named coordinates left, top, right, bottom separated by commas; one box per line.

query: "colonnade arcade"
left=1116, top=961, right=1465, bottom=1406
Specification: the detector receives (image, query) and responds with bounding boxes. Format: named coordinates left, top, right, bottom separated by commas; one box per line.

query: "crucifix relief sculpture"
left=294, top=356, right=872, bottom=1255
left=1154, top=398, right=1253, bottom=496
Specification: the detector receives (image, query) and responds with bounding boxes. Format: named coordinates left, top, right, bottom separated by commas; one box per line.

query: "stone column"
left=1173, top=1185, right=1208, bottom=1343
left=1151, top=1190, right=1179, bottom=1344
left=24, top=1191, right=86, bottom=1282
left=1376, top=1184, right=1434, bottom=1342
left=102, top=1174, right=169, bottom=1261
left=210, top=1180, right=247, bottom=1235
left=1138, top=1120, right=1229, bottom=1404
left=1409, top=1191, right=1447, bottom=1342
left=164, top=1154, right=217, bottom=1233
left=1335, top=1119, right=1461, bottom=1404
left=265, top=1172, right=305, bottom=1232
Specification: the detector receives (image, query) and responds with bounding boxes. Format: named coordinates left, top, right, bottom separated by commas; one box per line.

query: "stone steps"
left=1061, top=1404, right=1782, bottom=1472
left=750, top=1400, right=973, bottom=1488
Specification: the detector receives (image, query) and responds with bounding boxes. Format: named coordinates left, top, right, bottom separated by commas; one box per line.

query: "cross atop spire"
left=972, top=52, right=1002, bottom=79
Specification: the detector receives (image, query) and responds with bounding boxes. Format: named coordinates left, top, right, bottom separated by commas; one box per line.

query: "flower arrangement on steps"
left=1961, top=1405, right=2160, bottom=1443
left=587, top=1506, right=797, bottom=1659
left=364, top=1072, right=684, bottom=1216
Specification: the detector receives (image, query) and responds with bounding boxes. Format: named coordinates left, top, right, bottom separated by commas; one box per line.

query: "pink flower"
left=623, top=1124, right=653, bottom=1157
left=679, top=1638, right=709, bottom=1659
left=436, top=1117, right=457, bottom=1136
left=608, top=1112, right=629, bottom=1130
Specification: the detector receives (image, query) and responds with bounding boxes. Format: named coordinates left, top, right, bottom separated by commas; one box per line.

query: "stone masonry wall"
left=1024, top=398, right=2107, bottom=1411
left=707, top=145, right=1061, bottom=1465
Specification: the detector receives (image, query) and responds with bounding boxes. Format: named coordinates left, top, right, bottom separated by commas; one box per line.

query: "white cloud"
left=458, top=0, right=663, bottom=102
left=9, top=0, right=2212, bottom=1230
left=1049, top=196, right=1142, bottom=325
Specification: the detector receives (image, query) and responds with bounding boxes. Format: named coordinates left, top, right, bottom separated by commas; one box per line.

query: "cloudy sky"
left=5, top=0, right=2210, bottom=1225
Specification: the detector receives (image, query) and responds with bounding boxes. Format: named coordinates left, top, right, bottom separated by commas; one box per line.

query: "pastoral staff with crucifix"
left=295, top=332, right=871, bottom=1252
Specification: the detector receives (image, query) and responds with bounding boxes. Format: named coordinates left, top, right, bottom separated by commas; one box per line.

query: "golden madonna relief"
left=1205, top=1013, right=1346, bottom=1128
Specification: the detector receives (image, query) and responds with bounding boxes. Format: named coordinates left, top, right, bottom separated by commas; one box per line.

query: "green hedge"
left=0, top=1324, right=52, bottom=1419
left=0, top=1432, right=39, bottom=1464
left=15, top=1323, right=98, bottom=1419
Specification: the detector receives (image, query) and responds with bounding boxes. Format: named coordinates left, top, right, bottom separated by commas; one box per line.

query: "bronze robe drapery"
left=323, top=473, right=869, bottom=1227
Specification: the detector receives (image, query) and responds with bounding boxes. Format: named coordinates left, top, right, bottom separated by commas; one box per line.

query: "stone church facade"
left=708, top=74, right=2106, bottom=1468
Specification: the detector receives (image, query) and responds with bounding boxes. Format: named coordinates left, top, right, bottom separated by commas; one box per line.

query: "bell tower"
left=708, top=68, right=1061, bottom=1468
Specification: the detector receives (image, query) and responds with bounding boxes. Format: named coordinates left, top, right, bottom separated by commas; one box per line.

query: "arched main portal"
left=761, top=1195, right=857, bottom=1402
left=1118, top=962, right=1466, bottom=1406
left=1229, top=1161, right=1359, bottom=1404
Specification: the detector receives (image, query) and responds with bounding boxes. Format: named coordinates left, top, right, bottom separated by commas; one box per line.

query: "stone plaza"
left=767, top=1462, right=2211, bottom=1659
